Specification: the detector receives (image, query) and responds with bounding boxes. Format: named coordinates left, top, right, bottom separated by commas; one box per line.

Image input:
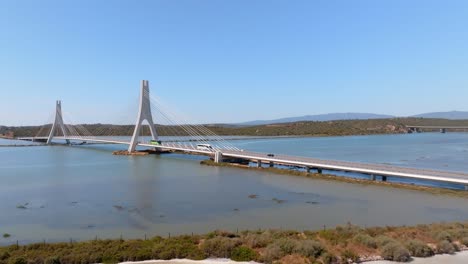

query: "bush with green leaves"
left=376, top=235, right=397, bottom=247
left=241, top=232, right=272, bottom=248
left=44, top=256, right=61, bottom=264
left=8, top=257, right=27, bottom=264
left=433, top=231, right=452, bottom=242
left=341, top=249, right=359, bottom=263
left=321, top=252, right=338, bottom=264
left=405, top=240, right=434, bottom=257
left=462, top=237, right=468, bottom=247
left=261, top=238, right=320, bottom=263
left=201, top=236, right=240, bottom=258
left=353, top=233, right=377, bottom=249
left=261, top=243, right=283, bottom=264
left=275, top=238, right=299, bottom=255
left=295, top=240, right=324, bottom=258
left=380, top=242, right=411, bottom=262
left=230, top=246, right=258, bottom=261
left=436, top=240, right=456, bottom=254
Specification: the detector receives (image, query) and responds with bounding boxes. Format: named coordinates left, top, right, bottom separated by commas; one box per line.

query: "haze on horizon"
left=1, top=0, right=468, bottom=126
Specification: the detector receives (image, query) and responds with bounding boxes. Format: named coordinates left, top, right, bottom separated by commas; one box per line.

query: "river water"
left=0, top=133, right=468, bottom=245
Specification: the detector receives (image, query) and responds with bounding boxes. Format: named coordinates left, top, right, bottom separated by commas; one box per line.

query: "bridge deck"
left=222, top=150, right=468, bottom=185
left=16, top=136, right=468, bottom=186
left=406, top=125, right=468, bottom=129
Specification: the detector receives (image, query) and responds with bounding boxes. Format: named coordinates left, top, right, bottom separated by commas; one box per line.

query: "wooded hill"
left=2, top=118, right=468, bottom=138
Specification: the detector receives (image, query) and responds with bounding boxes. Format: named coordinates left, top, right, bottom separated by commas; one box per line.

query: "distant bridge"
left=16, top=81, right=468, bottom=190
left=406, top=125, right=468, bottom=133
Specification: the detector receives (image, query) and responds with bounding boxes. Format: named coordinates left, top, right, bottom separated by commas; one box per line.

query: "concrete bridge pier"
left=317, top=168, right=323, bottom=174
left=306, top=167, right=311, bottom=173
left=382, top=176, right=387, bottom=182
left=257, top=160, right=262, bottom=168
left=465, top=185, right=468, bottom=191
left=214, top=151, right=223, bottom=163
left=370, top=174, right=376, bottom=181
left=269, top=161, right=274, bottom=167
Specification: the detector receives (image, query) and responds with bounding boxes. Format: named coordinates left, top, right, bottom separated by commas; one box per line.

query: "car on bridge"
left=267, top=153, right=275, bottom=157
left=196, top=144, right=213, bottom=151
left=150, top=140, right=162, bottom=145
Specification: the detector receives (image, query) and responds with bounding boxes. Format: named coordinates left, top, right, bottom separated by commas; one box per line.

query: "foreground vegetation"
left=1, top=222, right=468, bottom=264
left=3, top=117, right=468, bottom=138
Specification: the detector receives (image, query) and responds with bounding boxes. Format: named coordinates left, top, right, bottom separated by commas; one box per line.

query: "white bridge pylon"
left=47, top=100, right=70, bottom=145
left=128, top=80, right=158, bottom=152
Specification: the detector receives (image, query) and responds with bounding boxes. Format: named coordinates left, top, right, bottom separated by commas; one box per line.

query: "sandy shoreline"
left=119, top=260, right=260, bottom=264
left=367, top=250, right=468, bottom=263
left=118, top=251, right=468, bottom=264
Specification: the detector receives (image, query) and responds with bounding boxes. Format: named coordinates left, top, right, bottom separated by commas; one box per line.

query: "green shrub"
left=341, top=249, right=359, bottom=263
left=462, top=237, right=468, bottom=247
left=321, top=252, right=338, bottom=264
left=319, top=230, right=339, bottom=245
left=295, top=240, right=324, bottom=258
left=434, top=231, right=452, bottom=242
left=269, top=230, right=300, bottom=239
left=153, top=237, right=205, bottom=260
left=405, top=240, right=434, bottom=257
left=230, top=246, right=258, bottom=261
left=0, top=252, right=10, bottom=261
left=260, top=238, right=307, bottom=263
left=376, top=235, right=397, bottom=247
left=241, top=233, right=272, bottom=248
left=448, top=229, right=468, bottom=240
left=276, top=238, right=299, bottom=255
left=353, top=234, right=377, bottom=248
left=201, top=237, right=240, bottom=258
left=45, top=256, right=61, bottom=264
left=381, top=242, right=411, bottom=262
left=319, top=225, right=360, bottom=247
left=8, top=257, right=27, bottom=264
left=262, top=243, right=283, bottom=264
left=436, top=240, right=456, bottom=254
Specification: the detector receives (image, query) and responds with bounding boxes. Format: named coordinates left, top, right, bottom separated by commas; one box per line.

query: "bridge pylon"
left=47, top=100, right=69, bottom=144
left=128, top=80, right=158, bottom=152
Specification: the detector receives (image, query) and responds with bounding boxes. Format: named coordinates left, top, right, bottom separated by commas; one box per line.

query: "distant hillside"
left=237, top=113, right=395, bottom=126
left=3, top=118, right=468, bottom=138
left=411, top=111, right=468, bottom=120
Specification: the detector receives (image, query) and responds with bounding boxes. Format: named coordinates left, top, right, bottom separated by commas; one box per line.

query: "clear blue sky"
left=1, top=0, right=467, bottom=125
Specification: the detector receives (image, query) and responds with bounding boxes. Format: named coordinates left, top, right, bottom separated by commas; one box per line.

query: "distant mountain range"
left=236, top=111, right=468, bottom=126
left=411, top=111, right=468, bottom=119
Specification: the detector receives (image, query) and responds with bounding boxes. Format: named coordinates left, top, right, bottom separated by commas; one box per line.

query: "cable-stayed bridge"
left=16, top=80, right=468, bottom=189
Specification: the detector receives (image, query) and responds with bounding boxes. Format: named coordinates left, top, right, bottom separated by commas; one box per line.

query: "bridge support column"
left=382, top=176, right=387, bottom=182
left=257, top=160, right=262, bottom=168
left=214, top=151, right=223, bottom=163
left=128, top=80, right=158, bottom=153
left=306, top=167, right=311, bottom=173
left=47, top=100, right=68, bottom=145
left=317, top=168, right=322, bottom=174
left=269, top=161, right=274, bottom=167
left=465, top=185, right=468, bottom=191
left=370, top=174, right=376, bottom=181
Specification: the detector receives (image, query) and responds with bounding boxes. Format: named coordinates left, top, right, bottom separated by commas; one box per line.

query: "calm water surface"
left=0, top=133, right=468, bottom=245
